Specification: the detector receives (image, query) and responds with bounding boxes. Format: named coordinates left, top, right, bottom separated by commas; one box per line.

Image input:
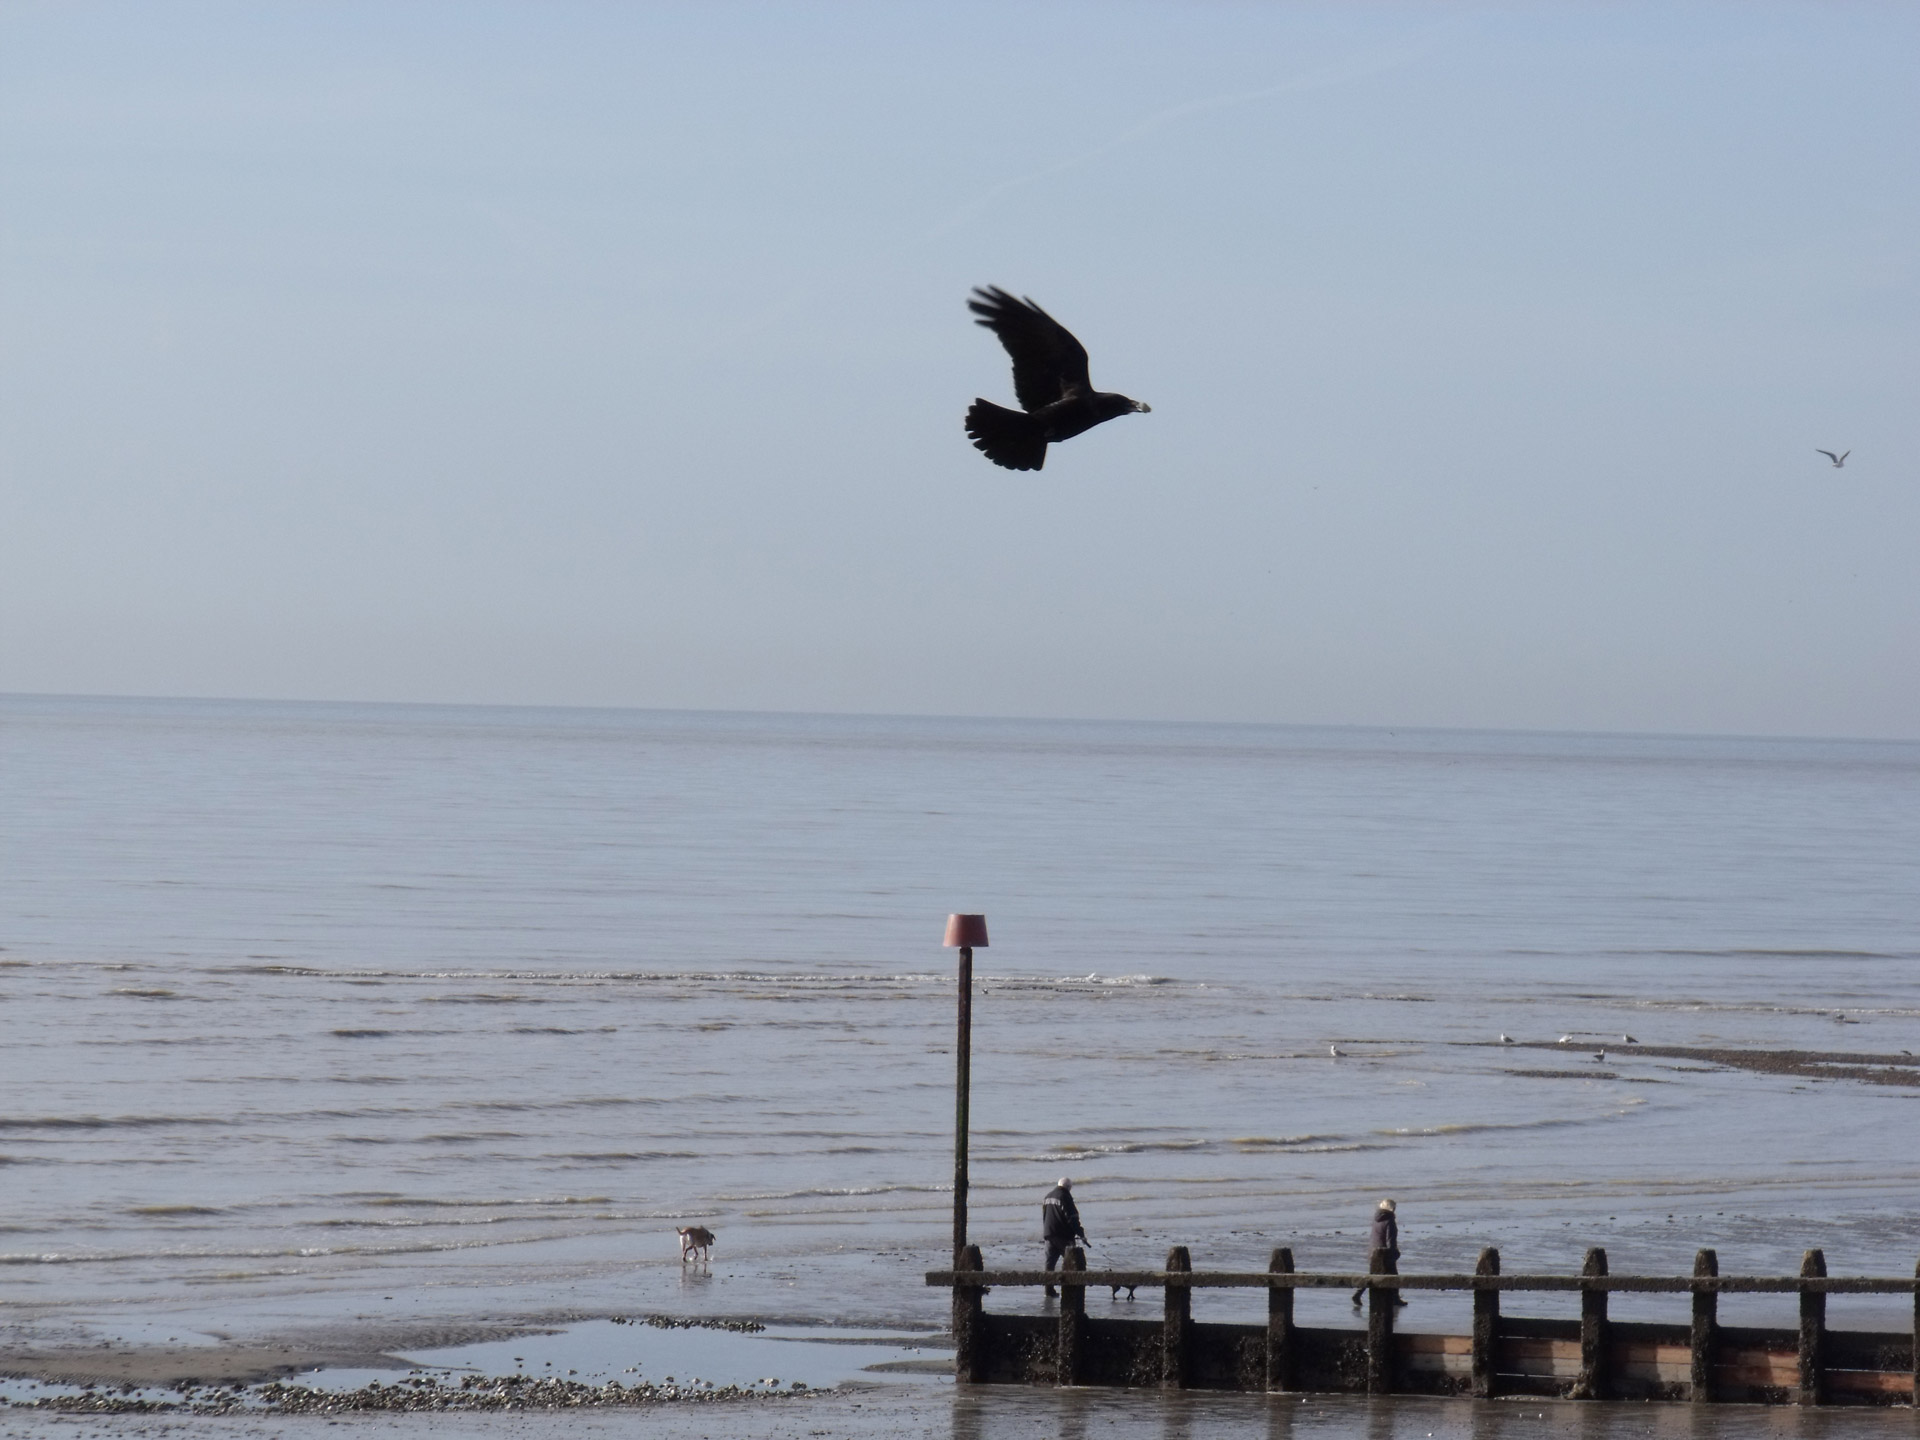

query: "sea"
left=4, top=693, right=1919, bottom=1436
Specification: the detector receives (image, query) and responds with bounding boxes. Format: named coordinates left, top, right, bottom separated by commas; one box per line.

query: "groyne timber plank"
left=1714, top=1352, right=1800, bottom=1389
left=1293, top=1328, right=1369, bottom=1393
left=1400, top=1334, right=1472, bottom=1355
left=1827, top=1369, right=1912, bottom=1397
left=980, top=1313, right=1055, bottom=1384
left=1398, top=1332, right=1474, bottom=1387
left=1612, top=1341, right=1692, bottom=1386
left=1498, top=1317, right=1580, bottom=1341
left=1185, top=1323, right=1263, bottom=1391
left=1494, top=1374, right=1575, bottom=1398
left=1078, top=1318, right=1161, bottom=1389
left=1401, top=1351, right=1472, bottom=1379
left=1828, top=1331, right=1914, bottom=1372
left=1500, top=1337, right=1583, bottom=1370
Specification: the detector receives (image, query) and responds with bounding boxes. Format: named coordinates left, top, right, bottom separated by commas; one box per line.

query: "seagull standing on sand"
left=1499, top=1034, right=1513, bottom=1044
left=1594, top=1049, right=1607, bottom=1063
left=1329, top=1044, right=1346, bottom=1058
left=1817, top=450, right=1850, bottom=468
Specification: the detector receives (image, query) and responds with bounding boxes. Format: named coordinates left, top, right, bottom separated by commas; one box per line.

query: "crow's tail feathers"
left=965, top=399, right=1047, bottom=471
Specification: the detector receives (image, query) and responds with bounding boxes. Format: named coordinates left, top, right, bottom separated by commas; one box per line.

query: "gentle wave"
left=178, top=964, right=1186, bottom=992
left=715, top=1183, right=951, bottom=1203
left=359, top=1194, right=613, bottom=1208
left=0, top=1115, right=231, bottom=1132
left=126, top=1205, right=224, bottom=1217
left=1375, top=1108, right=1642, bottom=1139
left=1230, top=1135, right=1344, bottom=1149
left=0, top=1232, right=580, bottom=1265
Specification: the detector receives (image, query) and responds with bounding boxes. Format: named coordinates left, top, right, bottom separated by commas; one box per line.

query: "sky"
left=1, top=2, right=1916, bottom=737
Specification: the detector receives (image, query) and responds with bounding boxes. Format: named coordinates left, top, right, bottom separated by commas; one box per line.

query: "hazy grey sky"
left=3, top=3, right=1915, bottom=736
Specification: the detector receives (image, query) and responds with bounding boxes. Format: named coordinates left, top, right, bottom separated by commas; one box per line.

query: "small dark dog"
left=677, top=1225, right=716, bottom=1262
left=1110, top=1285, right=1136, bottom=1301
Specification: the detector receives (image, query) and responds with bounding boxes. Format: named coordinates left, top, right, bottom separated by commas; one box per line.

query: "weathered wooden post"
left=1266, top=1247, right=1295, bottom=1392
left=953, top=1243, right=986, bottom=1383
left=1798, top=1248, right=1826, bottom=1405
left=1471, top=1247, right=1500, bottom=1398
left=1163, top=1246, right=1192, bottom=1389
left=1911, top=1256, right=1919, bottom=1407
left=1057, top=1246, right=1086, bottom=1386
left=1689, top=1248, right=1717, bottom=1402
left=1573, top=1247, right=1610, bottom=1399
left=943, top=915, right=987, bottom=1264
left=1365, top=1246, right=1395, bottom=1395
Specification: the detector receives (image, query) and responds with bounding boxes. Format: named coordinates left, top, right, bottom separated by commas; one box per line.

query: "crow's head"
left=1096, top=392, right=1151, bottom=419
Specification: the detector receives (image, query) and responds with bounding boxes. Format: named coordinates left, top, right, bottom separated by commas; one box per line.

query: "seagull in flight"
left=1817, top=450, right=1849, bottom=468
left=965, top=286, right=1150, bottom=471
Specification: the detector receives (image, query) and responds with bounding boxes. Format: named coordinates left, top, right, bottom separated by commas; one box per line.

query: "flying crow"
left=965, top=286, right=1149, bottom=471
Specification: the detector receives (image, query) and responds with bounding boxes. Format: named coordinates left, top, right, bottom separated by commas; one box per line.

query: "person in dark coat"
left=1350, top=1198, right=1404, bottom=1306
left=1041, top=1176, right=1087, bottom=1297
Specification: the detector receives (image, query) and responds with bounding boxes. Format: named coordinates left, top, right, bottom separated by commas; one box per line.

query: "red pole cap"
left=944, top=914, right=989, bottom=948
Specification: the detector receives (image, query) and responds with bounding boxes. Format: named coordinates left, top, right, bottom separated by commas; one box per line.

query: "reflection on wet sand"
left=949, top=1389, right=1919, bottom=1440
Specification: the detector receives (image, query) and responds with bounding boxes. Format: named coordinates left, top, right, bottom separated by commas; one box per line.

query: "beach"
left=5, top=696, right=1920, bottom=1433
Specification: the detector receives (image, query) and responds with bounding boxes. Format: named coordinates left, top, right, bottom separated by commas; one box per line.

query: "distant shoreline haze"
left=1, top=689, right=1915, bottom=748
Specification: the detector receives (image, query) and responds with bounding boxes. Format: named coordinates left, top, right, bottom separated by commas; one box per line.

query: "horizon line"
left=3, top=688, right=1915, bottom=750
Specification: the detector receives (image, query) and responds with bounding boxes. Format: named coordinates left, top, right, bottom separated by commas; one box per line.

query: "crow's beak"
left=1134, top=401, right=1152, bottom=413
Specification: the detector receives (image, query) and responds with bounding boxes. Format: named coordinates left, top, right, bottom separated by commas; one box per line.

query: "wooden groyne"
left=927, top=1245, right=1920, bottom=1405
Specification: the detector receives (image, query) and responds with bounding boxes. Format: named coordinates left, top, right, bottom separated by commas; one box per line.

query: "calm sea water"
left=4, top=694, right=1919, bottom=1352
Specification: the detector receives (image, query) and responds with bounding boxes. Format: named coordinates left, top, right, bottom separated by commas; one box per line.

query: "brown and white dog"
left=676, top=1225, right=716, bottom=1263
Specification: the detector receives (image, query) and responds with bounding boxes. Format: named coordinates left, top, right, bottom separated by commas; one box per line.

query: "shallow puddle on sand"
left=341, top=1317, right=944, bottom=1391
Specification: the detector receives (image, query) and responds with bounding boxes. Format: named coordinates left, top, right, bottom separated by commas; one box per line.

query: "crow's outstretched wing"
left=968, top=286, right=1092, bottom=413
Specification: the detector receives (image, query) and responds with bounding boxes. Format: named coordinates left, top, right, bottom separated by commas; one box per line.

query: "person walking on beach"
left=1350, top=1198, right=1404, bottom=1307
left=1042, top=1177, right=1087, bottom=1298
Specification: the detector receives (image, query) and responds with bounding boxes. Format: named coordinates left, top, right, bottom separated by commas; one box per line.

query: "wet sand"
left=0, top=1313, right=927, bottom=1422
left=8, top=1384, right=1920, bottom=1439
left=0, top=1324, right=547, bottom=1389
left=4, top=1374, right=816, bottom=1418
left=1501, top=1040, right=1920, bottom=1088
